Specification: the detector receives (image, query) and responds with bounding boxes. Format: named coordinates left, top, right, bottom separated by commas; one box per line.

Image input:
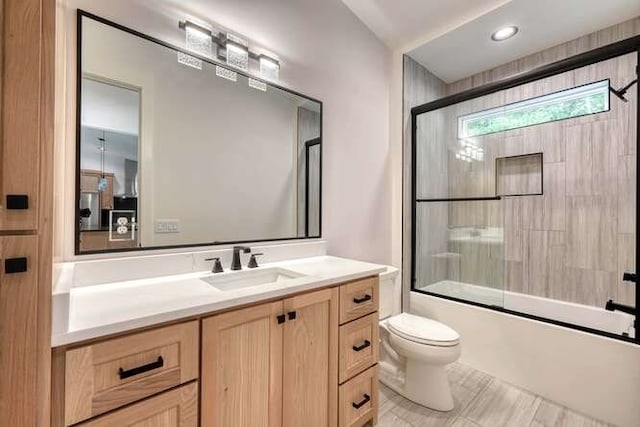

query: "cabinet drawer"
left=65, top=321, right=199, bottom=425
left=339, top=366, right=379, bottom=427
left=76, top=382, right=198, bottom=426
left=339, top=313, right=379, bottom=383
left=80, top=172, right=100, bottom=192
left=339, top=276, right=379, bottom=324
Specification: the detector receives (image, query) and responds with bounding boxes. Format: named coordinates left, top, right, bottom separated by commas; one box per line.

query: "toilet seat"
left=387, top=313, right=459, bottom=347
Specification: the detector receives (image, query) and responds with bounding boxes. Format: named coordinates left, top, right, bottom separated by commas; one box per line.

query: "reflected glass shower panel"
left=415, top=200, right=505, bottom=307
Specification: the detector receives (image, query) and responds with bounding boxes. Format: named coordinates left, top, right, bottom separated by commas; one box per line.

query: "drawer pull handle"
left=277, top=314, right=286, bottom=324
left=5, top=257, right=28, bottom=274
left=352, top=394, right=370, bottom=409
left=353, top=294, right=372, bottom=304
left=352, top=340, right=371, bottom=352
left=6, top=195, right=29, bottom=210
left=118, top=356, right=164, bottom=380
left=288, top=311, right=297, bottom=320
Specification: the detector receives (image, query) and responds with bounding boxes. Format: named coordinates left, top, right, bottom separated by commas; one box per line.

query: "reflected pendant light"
left=97, top=132, right=108, bottom=192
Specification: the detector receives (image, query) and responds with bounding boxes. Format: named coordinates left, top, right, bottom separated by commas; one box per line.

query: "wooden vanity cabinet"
left=53, top=276, right=380, bottom=427
left=202, top=277, right=379, bottom=427
left=202, top=287, right=339, bottom=427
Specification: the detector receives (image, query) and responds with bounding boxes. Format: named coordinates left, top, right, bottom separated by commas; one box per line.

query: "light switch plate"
left=155, top=219, right=181, bottom=233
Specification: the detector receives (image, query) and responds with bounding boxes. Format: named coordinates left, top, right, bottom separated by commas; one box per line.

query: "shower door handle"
left=623, top=272, right=637, bottom=283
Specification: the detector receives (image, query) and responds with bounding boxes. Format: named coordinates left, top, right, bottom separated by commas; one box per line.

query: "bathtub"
left=419, top=280, right=635, bottom=338
left=409, top=288, right=640, bottom=427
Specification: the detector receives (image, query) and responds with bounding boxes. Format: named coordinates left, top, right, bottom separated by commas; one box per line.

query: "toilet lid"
left=387, top=313, right=460, bottom=346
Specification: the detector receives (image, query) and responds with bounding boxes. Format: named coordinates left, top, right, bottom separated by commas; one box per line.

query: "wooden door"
left=282, top=288, right=339, bottom=427
left=201, top=301, right=284, bottom=427
left=0, top=235, right=39, bottom=425
left=76, top=382, right=198, bottom=427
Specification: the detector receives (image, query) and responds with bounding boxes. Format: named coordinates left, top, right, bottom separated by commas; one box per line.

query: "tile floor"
left=377, top=363, right=613, bottom=427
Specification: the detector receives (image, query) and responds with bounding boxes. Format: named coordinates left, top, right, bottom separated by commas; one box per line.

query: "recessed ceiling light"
left=491, top=26, right=518, bottom=42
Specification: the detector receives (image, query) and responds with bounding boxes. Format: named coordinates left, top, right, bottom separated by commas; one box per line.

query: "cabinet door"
left=202, top=301, right=284, bottom=427
left=80, top=172, right=100, bottom=193
left=76, top=382, right=198, bottom=427
left=0, top=0, right=44, bottom=231
left=0, top=235, right=39, bottom=425
left=283, top=288, right=339, bottom=427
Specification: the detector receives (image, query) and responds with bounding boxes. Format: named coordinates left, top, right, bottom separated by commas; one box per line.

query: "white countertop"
left=52, top=255, right=387, bottom=347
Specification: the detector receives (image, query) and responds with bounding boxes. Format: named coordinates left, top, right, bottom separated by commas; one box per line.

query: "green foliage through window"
left=458, top=80, right=610, bottom=138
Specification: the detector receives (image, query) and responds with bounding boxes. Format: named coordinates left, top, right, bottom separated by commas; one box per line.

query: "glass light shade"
left=185, top=24, right=212, bottom=57
left=226, top=40, right=249, bottom=71
left=259, top=55, right=280, bottom=81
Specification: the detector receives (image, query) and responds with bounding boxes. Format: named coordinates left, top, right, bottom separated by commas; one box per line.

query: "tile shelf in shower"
left=495, top=152, right=544, bottom=197
left=416, top=152, right=544, bottom=203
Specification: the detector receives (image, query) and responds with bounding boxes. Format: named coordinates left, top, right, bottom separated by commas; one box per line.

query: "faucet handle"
left=247, top=253, right=264, bottom=269
left=205, top=257, right=224, bottom=273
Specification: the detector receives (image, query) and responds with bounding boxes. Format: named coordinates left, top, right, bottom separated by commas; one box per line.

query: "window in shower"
left=458, top=79, right=610, bottom=138
left=411, top=45, right=638, bottom=344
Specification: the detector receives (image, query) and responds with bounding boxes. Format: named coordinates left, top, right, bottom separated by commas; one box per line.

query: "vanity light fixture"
left=259, top=54, right=280, bottom=81
left=491, top=25, right=519, bottom=42
left=177, top=20, right=215, bottom=70
left=225, top=35, right=249, bottom=71
left=177, top=18, right=281, bottom=82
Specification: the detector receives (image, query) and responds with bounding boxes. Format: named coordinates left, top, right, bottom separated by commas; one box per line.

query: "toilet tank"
left=379, top=266, right=400, bottom=319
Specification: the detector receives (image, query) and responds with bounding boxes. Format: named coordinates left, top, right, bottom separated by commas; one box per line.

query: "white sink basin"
left=200, top=267, right=305, bottom=291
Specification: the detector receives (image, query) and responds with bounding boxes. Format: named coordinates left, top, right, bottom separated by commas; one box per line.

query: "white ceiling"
left=340, top=0, right=511, bottom=50
left=81, top=78, right=140, bottom=135
left=409, top=0, right=640, bottom=82
left=343, top=0, right=640, bottom=83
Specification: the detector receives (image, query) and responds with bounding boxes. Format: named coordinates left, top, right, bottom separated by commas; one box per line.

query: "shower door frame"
left=409, top=35, right=640, bottom=344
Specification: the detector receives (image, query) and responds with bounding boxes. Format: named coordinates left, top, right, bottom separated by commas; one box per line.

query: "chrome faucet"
left=231, top=246, right=251, bottom=270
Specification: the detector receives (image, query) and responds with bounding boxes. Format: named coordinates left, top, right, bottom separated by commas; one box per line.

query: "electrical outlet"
left=155, top=219, right=181, bottom=233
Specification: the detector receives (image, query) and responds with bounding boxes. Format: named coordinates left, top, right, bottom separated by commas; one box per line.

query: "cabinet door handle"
left=118, top=356, right=163, bottom=380
left=6, top=195, right=29, bottom=210
left=287, top=311, right=297, bottom=320
left=5, top=257, right=28, bottom=274
left=352, top=340, right=371, bottom=352
left=277, top=314, right=286, bottom=324
left=352, top=394, right=370, bottom=409
left=353, top=294, right=372, bottom=304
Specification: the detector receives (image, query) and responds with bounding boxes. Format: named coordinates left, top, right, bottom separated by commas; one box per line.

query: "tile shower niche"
left=496, top=153, right=543, bottom=197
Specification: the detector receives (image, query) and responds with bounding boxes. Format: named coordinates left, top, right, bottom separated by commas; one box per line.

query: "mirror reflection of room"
left=79, top=78, right=140, bottom=251
left=77, top=15, right=321, bottom=253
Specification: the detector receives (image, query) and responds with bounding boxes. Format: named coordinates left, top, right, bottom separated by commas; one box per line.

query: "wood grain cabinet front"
left=64, top=321, right=199, bottom=425
left=339, top=277, right=379, bottom=325
left=75, top=382, right=198, bottom=427
left=339, top=366, right=379, bottom=427
left=201, top=287, right=339, bottom=427
left=339, top=313, right=379, bottom=384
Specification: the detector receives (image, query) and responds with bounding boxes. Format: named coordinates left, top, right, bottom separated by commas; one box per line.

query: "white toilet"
left=378, top=267, right=461, bottom=411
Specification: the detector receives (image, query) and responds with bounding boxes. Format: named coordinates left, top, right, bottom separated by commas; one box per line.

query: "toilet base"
left=404, top=360, right=454, bottom=411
